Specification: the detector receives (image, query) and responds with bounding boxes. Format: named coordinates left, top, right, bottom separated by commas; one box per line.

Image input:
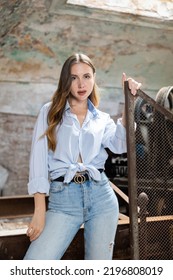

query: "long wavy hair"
left=45, top=53, right=100, bottom=151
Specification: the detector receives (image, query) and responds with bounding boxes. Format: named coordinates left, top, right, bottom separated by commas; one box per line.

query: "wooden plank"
left=0, top=195, right=34, bottom=218
left=0, top=228, right=27, bottom=237
left=118, top=215, right=173, bottom=225
left=0, top=196, right=48, bottom=219
left=146, top=215, right=173, bottom=222
left=118, top=218, right=130, bottom=225
left=119, top=213, right=129, bottom=220
left=110, top=181, right=129, bottom=204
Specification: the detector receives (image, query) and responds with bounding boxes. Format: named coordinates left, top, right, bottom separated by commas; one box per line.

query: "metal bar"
left=138, top=192, right=149, bottom=259
left=137, top=89, right=173, bottom=122
left=124, top=81, right=139, bottom=259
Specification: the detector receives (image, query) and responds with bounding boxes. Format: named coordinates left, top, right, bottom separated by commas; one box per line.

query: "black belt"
left=53, top=169, right=103, bottom=184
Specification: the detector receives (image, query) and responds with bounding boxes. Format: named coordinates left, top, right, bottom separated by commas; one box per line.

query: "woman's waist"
left=49, top=163, right=105, bottom=183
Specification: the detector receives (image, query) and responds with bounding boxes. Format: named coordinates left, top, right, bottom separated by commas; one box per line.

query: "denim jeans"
left=24, top=172, right=119, bottom=260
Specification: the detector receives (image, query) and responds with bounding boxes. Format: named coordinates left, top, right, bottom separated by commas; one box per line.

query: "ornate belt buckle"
left=74, top=173, right=86, bottom=184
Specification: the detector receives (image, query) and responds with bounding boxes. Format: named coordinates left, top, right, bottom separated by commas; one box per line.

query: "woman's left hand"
left=122, top=72, right=142, bottom=96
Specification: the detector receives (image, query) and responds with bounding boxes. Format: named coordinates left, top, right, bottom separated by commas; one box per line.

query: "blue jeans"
left=24, top=172, right=119, bottom=260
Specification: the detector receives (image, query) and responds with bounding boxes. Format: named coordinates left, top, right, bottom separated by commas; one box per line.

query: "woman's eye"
left=71, top=76, right=76, bottom=81
left=85, top=75, right=90, bottom=79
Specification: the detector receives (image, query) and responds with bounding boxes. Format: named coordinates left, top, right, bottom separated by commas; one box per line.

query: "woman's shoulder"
left=40, top=101, right=52, bottom=112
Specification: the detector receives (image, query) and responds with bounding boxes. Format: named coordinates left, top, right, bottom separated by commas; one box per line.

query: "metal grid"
left=125, top=84, right=173, bottom=259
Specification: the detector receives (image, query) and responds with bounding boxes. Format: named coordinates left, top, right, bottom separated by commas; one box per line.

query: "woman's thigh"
left=84, top=173, right=119, bottom=260
left=24, top=210, right=82, bottom=260
left=24, top=181, right=84, bottom=260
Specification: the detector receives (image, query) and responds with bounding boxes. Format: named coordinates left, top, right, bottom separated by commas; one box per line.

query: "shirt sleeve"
left=27, top=104, right=50, bottom=195
left=102, top=114, right=127, bottom=154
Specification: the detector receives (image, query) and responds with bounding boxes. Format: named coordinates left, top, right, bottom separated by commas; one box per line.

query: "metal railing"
left=125, top=82, right=173, bottom=259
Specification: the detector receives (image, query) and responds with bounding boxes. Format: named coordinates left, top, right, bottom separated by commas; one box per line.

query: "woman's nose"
left=78, top=78, right=84, bottom=88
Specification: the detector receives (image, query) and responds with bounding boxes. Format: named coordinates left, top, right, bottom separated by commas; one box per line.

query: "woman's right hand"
left=122, top=72, right=142, bottom=96
left=26, top=192, right=46, bottom=241
left=26, top=210, right=45, bottom=241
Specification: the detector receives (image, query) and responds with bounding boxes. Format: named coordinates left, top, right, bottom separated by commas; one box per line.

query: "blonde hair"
left=45, top=53, right=100, bottom=151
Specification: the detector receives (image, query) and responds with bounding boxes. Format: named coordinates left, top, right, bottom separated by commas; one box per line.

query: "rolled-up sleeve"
left=28, top=103, right=50, bottom=195
left=102, top=115, right=127, bottom=154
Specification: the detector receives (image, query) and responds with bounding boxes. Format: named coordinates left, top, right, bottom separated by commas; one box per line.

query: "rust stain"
left=18, top=34, right=55, bottom=57
left=8, top=61, right=41, bottom=74
left=147, top=43, right=173, bottom=52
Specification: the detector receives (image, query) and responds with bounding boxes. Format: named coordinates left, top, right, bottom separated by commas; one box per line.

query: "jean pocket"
left=48, top=182, right=67, bottom=210
left=93, top=172, right=109, bottom=186
left=50, top=181, right=66, bottom=193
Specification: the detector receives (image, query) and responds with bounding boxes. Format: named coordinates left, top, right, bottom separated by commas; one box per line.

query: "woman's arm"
left=26, top=192, right=46, bottom=241
left=28, top=103, right=51, bottom=195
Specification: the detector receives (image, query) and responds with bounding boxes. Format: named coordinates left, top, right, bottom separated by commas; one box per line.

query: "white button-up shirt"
left=28, top=99, right=127, bottom=194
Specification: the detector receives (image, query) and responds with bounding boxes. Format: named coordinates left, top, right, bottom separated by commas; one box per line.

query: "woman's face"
left=69, top=62, right=95, bottom=102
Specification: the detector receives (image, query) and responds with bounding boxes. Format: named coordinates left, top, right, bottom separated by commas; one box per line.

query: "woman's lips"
left=78, top=90, right=86, bottom=95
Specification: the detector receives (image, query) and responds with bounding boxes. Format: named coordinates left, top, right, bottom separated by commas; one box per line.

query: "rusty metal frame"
left=124, top=81, right=173, bottom=260
left=124, top=81, right=139, bottom=259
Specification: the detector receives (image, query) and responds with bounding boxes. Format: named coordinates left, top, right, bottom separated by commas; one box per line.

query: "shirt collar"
left=64, top=100, right=70, bottom=111
left=87, top=99, right=99, bottom=118
left=65, top=99, right=99, bottom=118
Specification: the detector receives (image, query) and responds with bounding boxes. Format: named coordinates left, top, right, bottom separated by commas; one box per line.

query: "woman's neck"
left=68, top=98, right=88, bottom=126
left=68, top=97, right=88, bottom=111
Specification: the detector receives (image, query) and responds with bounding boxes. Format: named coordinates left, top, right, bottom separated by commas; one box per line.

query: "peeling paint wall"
left=0, top=0, right=173, bottom=195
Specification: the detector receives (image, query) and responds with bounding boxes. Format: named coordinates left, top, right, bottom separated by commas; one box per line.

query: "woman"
left=24, top=53, right=141, bottom=260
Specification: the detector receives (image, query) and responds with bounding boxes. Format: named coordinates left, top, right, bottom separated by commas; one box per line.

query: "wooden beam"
left=0, top=195, right=48, bottom=219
